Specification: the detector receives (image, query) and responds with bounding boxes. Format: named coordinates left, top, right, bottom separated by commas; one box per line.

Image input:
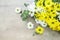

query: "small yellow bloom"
left=44, top=6, right=51, bottom=11
left=47, top=19, right=59, bottom=30
left=44, top=6, right=56, bottom=13
left=34, top=12, right=41, bottom=19
left=45, top=1, right=53, bottom=7
left=49, top=12, right=57, bottom=17
left=35, top=26, right=44, bottom=34
left=36, top=0, right=44, bottom=7
left=50, top=3, right=56, bottom=9
left=36, top=1, right=42, bottom=7
left=55, top=4, right=60, bottom=11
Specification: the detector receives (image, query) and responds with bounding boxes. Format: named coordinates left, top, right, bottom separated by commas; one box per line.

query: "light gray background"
left=0, top=0, right=60, bottom=40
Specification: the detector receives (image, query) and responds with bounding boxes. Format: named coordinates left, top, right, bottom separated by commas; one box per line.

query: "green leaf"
left=21, top=10, right=29, bottom=21
left=52, top=0, right=60, bottom=3
left=58, top=0, right=60, bottom=3
left=24, top=3, right=29, bottom=7
left=34, top=0, right=38, bottom=3
left=52, top=0, right=58, bottom=2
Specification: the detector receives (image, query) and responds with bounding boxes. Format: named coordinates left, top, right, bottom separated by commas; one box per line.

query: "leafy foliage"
left=21, top=10, right=29, bottom=21
left=34, top=0, right=38, bottom=3
left=52, top=0, right=60, bottom=3
left=24, top=3, right=29, bottom=7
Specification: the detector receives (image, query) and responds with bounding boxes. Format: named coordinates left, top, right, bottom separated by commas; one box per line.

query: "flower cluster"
left=35, top=0, right=60, bottom=31
left=15, top=0, right=60, bottom=35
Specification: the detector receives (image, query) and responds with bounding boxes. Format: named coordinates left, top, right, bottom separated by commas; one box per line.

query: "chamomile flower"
left=56, top=12, right=60, bottom=15
left=15, top=7, right=22, bottom=14
left=29, top=11, right=34, bottom=17
left=38, top=20, right=47, bottom=27
left=35, top=19, right=40, bottom=24
left=58, top=15, right=60, bottom=20
left=27, top=22, right=34, bottom=29
left=35, top=7, right=44, bottom=12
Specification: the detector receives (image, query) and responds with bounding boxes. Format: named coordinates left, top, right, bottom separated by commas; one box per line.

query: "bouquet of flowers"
left=15, top=0, right=60, bottom=35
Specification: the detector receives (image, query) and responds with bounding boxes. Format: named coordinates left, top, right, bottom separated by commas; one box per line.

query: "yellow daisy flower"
left=47, top=19, right=58, bottom=24
left=34, top=12, right=41, bottom=19
left=35, top=26, right=44, bottom=34
left=47, top=19, right=59, bottom=30
left=36, top=0, right=44, bottom=7
left=48, top=24, right=57, bottom=31
left=44, top=6, right=52, bottom=12
left=45, top=1, right=54, bottom=7
left=44, top=6, right=56, bottom=13
left=50, top=3, right=56, bottom=9
left=49, top=12, right=57, bottom=17
left=55, top=4, right=60, bottom=11
left=36, top=1, right=42, bottom=7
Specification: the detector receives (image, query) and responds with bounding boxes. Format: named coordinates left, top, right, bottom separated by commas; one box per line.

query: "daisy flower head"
left=36, top=1, right=43, bottom=7
left=56, top=12, right=60, bottom=15
left=38, top=20, right=47, bottom=27
left=35, top=19, right=40, bottom=24
left=27, top=22, right=34, bottom=29
left=49, top=12, right=57, bottom=17
left=15, top=7, right=22, bottom=14
left=55, top=4, right=60, bottom=11
left=29, top=11, right=34, bottom=17
left=45, top=0, right=53, bottom=7
left=58, top=15, right=60, bottom=20
left=35, top=26, right=44, bottom=34
left=35, top=7, right=44, bottom=13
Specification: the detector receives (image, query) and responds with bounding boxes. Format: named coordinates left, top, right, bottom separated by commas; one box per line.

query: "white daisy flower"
left=35, top=19, right=40, bottom=24
left=15, top=7, right=22, bottom=14
left=40, top=22, right=47, bottom=28
left=29, top=11, right=34, bottom=17
left=27, top=22, right=34, bottom=29
left=36, top=7, right=44, bottom=12
left=35, top=19, right=47, bottom=27
left=56, top=12, right=60, bottom=15
left=27, top=2, right=35, bottom=12
left=39, top=20, right=47, bottom=27
left=58, top=15, right=60, bottom=20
